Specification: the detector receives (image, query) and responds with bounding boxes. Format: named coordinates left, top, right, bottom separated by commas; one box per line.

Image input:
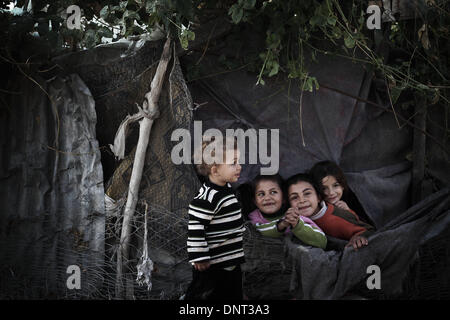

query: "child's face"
left=254, top=180, right=283, bottom=215
left=321, top=175, right=344, bottom=205
left=288, top=181, right=321, bottom=217
left=211, top=149, right=241, bottom=186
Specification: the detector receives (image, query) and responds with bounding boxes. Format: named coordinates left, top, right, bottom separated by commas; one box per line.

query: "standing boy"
left=185, top=136, right=245, bottom=300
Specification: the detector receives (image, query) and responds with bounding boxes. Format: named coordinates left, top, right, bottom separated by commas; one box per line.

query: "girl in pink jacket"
left=247, top=174, right=327, bottom=249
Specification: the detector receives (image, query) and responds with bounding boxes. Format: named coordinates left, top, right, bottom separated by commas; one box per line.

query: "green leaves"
left=266, top=31, right=281, bottom=50
left=83, top=29, right=97, bottom=48
left=229, top=5, right=244, bottom=24
left=1, top=0, right=446, bottom=113
left=97, top=26, right=114, bottom=39
left=98, top=0, right=198, bottom=49
left=243, top=0, right=257, bottom=10
left=99, top=6, right=109, bottom=20
left=309, top=2, right=332, bottom=27
left=331, top=26, right=342, bottom=39
left=256, top=48, right=281, bottom=85
left=344, top=35, right=356, bottom=48
left=229, top=0, right=257, bottom=24
left=268, top=59, right=279, bottom=77
left=390, top=86, right=403, bottom=105
left=327, top=16, right=337, bottom=26
left=301, top=75, right=319, bottom=92
left=179, top=26, right=195, bottom=50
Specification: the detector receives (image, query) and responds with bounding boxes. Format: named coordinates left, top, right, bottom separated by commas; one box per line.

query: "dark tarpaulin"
left=0, top=38, right=200, bottom=298
left=183, top=39, right=449, bottom=298
left=286, top=188, right=450, bottom=299
left=188, top=48, right=413, bottom=229
left=0, top=74, right=105, bottom=298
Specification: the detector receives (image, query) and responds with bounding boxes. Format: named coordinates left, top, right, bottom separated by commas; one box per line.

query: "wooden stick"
left=115, top=37, right=172, bottom=299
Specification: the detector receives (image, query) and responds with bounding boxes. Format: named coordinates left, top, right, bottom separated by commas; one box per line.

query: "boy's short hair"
left=194, top=135, right=238, bottom=177
left=308, top=160, right=348, bottom=193
left=285, top=173, right=323, bottom=200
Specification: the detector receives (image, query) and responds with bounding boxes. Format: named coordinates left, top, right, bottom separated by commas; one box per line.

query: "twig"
left=196, top=20, right=217, bottom=65
left=256, top=49, right=270, bottom=86
left=187, top=63, right=250, bottom=83
left=299, top=76, right=308, bottom=147
left=0, top=88, right=22, bottom=95
left=45, top=144, right=110, bottom=156
left=385, top=76, right=402, bottom=128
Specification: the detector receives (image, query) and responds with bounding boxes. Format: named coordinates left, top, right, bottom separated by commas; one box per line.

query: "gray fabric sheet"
left=285, top=188, right=450, bottom=299
left=190, top=48, right=412, bottom=229
left=0, top=74, right=105, bottom=298
left=187, top=44, right=448, bottom=299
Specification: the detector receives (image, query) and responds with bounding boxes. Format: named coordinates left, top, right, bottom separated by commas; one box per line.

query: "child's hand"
left=334, top=200, right=350, bottom=211
left=345, top=235, right=368, bottom=250
left=276, top=218, right=290, bottom=232
left=284, top=208, right=300, bottom=227
left=193, top=260, right=210, bottom=271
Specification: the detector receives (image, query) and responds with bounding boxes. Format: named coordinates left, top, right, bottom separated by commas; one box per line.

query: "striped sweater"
left=248, top=209, right=327, bottom=249
left=187, top=181, right=246, bottom=269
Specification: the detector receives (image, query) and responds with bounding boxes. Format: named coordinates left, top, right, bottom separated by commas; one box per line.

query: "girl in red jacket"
left=309, top=160, right=374, bottom=225
left=309, top=160, right=353, bottom=212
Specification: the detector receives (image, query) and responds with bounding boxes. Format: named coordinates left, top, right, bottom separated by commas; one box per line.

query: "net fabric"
left=103, top=54, right=199, bottom=299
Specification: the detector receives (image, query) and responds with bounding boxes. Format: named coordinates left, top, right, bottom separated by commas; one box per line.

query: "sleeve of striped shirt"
left=187, top=196, right=216, bottom=263
left=291, top=218, right=327, bottom=249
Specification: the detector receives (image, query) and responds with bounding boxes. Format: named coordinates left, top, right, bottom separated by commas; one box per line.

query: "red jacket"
left=311, top=203, right=375, bottom=240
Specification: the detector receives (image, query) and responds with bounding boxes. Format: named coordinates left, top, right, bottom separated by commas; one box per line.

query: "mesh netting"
left=242, top=224, right=296, bottom=299
left=100, top=198, right=190, bottom=300
left=99, top=52, right=200, bottom=300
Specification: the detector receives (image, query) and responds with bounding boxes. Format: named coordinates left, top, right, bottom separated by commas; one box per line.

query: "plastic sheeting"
left=188, top=51, right=413, bottom=229
left=286, top=188, right=450, bottom=299
left=0, top=74, right=105, bottom=298
left=54, top=38, right=200, bottom=299
left=182, top=35, right=449, bottom=298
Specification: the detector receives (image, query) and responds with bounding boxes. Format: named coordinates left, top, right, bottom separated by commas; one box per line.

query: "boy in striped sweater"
left=185, top=136, right=246, bottom=300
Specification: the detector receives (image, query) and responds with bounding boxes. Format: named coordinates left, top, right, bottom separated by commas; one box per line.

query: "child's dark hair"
left=237, top=174, right=285, bottom=218
left=308, top=161, right=348, bottom=193
left=250, top=174, right=285, bottom=198
left=285, top=173, right=323, bottom=200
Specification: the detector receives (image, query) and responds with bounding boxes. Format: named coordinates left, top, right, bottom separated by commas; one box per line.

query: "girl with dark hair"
left=247, top=174, right=327, bottom=249
left=309, top=161, right=351, bottom=211
left=309, top=161, right=373, bottom=225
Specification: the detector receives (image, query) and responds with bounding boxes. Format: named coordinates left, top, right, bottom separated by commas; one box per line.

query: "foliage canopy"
left=0, top=0, right=449, bottom=113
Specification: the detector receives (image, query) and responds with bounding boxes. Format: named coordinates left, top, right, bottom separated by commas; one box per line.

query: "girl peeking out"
left=286, top=173, right=375, bottom=250
left=247, top=174, right=327, bottom=249
left=309, top=161, right=354, bottom=211
left=309, top=161, right=374, bottom=227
